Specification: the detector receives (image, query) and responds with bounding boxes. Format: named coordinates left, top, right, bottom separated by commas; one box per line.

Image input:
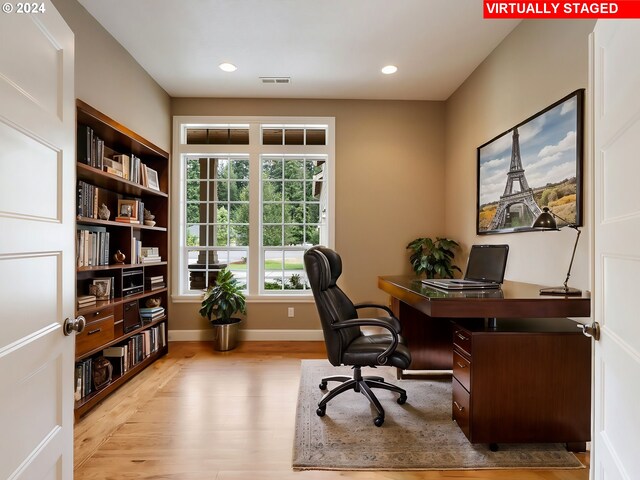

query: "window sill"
left=171, top=294, right=315, bottom=304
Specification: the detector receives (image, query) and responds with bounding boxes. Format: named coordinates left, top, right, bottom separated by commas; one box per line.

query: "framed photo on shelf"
left=477, top=89, right=584, bottom=235
left=117, top=199, right=138, bottom=219
left=146, top=167, right=160, bottom=191
left=91, top=278, right=111, bottom=301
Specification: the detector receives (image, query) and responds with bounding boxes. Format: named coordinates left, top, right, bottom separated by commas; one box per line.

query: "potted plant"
left=406, top=237, right=462, bottom=279
left=199, top=268, right=247, bottom=351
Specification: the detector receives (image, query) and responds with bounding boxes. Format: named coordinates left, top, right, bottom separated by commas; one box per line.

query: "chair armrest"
left=331, top=317, right=399, bottom=365
left=354, top=303, right=396, bottom=318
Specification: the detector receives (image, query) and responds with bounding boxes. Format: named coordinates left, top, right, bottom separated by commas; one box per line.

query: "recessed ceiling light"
left=219, top=62, right=237, bottom=72
left=381, top=65, right=398, bottom=75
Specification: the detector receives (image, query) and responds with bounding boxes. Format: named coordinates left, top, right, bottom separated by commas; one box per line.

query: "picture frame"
left=477, top=89, right=584, bottom=234
left=117, top=199, right=138, bottom=219
left=146, top=167, right=160, bottom=191
left=91, top=278, right=111, bottom=301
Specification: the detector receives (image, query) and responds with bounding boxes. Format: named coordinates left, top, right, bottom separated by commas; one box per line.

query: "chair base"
left=316, top=366, right=407, bottom=427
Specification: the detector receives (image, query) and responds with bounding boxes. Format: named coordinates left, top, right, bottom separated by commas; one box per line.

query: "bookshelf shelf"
left=74, top=100, right=170, bottom=420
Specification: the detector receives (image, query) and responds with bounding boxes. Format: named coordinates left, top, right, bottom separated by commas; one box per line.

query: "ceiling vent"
left=260, top=77, right=291, bottom=84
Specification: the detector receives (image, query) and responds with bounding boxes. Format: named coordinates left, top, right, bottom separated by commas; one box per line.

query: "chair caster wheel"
left=316, top=407, right=326, bottom=417
left=319, top=382, right=327, bottom=390
left=397, top=394, right=407, bottom=405
left=489, top=443, right=499, bottom=452
left=374, top=416, right=384, bottom=427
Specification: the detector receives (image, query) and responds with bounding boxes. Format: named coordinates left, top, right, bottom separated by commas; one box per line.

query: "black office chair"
left=303, top=246, right=411, bottom=427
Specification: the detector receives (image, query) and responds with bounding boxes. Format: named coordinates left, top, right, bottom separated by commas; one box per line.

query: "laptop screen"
left=464, top=244, right=509, bottom=283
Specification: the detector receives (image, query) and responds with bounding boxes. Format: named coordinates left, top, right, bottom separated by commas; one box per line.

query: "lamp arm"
left=549, top=209, right=577, bottom=228
left=563, top=227, right=581, bottom=291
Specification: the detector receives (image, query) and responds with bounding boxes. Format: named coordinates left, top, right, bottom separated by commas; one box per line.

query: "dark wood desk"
left=378, top=275, right=592, bottom=449
left=378, top=276, right=590, bottom=371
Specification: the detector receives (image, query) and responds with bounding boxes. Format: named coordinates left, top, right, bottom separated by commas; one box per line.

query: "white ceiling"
left=77, top=0, right=520, bottom=101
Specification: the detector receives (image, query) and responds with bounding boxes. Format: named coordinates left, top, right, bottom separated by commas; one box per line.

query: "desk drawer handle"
left=456, top=361, right=467, bottom=369
left=87, top=328, right=101, bottom=335
left=456, top=333, right=469, bottom=341
left=453, top=401, right=465, bottom=412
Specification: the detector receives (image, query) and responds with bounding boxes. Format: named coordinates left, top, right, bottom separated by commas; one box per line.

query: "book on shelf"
left=141, top=256, right=162, bottom=264
left=141, top=247, right=159, bottom=257
left=115, top=216, right=141, bottom=224
left=147, top=275, right=164, bottom=282
left=77, top=294, right=97, bottom=308
left=113, top=154, right=130, bottom=181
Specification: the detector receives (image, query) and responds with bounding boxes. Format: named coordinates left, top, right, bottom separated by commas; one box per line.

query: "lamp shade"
left=532, top=207, right=558, bottom=230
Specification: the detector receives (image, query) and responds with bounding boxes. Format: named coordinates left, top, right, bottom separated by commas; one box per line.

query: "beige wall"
left=444, top=20, right=595, bottom=291
left=52, top=0, right=171, bottom=152
left=171, top=98, right=446, bottom=332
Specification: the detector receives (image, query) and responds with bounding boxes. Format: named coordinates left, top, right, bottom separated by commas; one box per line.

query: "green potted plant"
left=406, top=237, right=462, bottom=279
left=199, top=268, right=247, bottom=351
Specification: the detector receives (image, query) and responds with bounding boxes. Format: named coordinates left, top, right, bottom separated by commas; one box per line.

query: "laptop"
left=421, top=244, right=509, bottom=290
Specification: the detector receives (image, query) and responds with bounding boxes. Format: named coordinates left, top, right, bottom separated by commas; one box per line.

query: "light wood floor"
left=75, top=341, right=590, bottom=480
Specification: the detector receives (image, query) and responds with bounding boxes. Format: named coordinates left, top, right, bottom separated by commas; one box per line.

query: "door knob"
left=64, top=316, right=86, bottom=336
left=578, top=321, right=600, bottom=341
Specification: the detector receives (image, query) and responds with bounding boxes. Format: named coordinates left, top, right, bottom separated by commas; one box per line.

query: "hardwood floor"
left=74, top=341, right=590, bottom=479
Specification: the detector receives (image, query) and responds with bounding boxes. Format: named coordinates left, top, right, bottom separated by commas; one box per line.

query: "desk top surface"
left=378, top=275, right=591, bottom=318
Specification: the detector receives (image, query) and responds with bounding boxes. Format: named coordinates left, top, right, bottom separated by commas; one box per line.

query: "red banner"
left=484, top=1, right=640, bottom=18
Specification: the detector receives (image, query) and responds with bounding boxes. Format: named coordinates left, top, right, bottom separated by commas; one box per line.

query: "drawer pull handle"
left=456, top=362, right=466, bottom=369
left=453, top=401, right=464, bottom=412
left=87, top=328, right=102, bottom=335
left=93, top=311, right=101, bottom=316
left=456, top=333, right=468, bottom=341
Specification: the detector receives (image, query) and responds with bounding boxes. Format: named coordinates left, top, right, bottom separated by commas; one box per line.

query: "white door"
left=592, top=20, right=640, bottom=480
left=0, top=2, right=75, bottom=478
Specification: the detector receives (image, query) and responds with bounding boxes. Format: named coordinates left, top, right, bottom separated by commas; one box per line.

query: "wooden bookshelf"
left=74, top=99, right=170, bottom=419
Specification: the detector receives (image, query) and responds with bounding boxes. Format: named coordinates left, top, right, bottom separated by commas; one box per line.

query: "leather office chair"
left=303, top=246, right=411, bottom=427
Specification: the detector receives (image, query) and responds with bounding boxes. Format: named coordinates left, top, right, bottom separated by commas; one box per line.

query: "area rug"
left=292, top=360, right=584, bottom=471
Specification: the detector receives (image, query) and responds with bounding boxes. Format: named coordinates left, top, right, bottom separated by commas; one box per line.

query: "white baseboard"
left=168, top=329, right=324, bottom=342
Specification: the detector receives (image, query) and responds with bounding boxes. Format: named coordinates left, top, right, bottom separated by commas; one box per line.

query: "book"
left=113, top=154, right=130, bottom=180
left=115, top=216, right=141, bottom=224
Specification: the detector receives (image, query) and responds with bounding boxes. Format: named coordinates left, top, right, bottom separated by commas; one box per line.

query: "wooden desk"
left=378, top=276, right=591, bottom=371
left=378, top=276, right=592, bottom=450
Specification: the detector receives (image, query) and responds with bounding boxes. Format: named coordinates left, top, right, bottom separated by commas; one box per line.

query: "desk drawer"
left=453, top=350, right=471, bottom=391
left=453, top=327, right=472, bottom=356
left=452, top=378, right=471, bottom=440
left=76, top=315, right=114, bottom=357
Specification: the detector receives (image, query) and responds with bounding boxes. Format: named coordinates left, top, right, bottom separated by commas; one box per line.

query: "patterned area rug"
left=293, top=360, right=584, bottom=471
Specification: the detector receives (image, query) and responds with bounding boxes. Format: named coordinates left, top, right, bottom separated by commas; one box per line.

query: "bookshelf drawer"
left=76, top=315, right=114, bottom=357
left=85, top=306, right=114, bottom=323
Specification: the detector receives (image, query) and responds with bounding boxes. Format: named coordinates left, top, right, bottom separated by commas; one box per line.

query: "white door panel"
left=592, top=20, right=640, bottom=480
left=0, top=2, right=75, bottom=479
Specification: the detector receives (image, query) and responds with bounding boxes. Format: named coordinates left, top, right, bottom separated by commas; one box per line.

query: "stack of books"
left=139, top=306, right=165, bottom=323
left=77, top=294, right=97, bottom=309
left=145, top=275, right=165, bottom=291
left=140, top=247, right=162, bottom=264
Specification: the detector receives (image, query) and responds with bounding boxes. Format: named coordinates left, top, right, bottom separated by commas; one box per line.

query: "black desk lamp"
left=531, top=207, right=582, bottom=296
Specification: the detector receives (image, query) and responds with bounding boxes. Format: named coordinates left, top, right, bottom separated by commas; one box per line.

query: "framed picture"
left=477, top=89, right=584, bottom=234
left=146, top=167, right=160, bottom=191
left=91, top=278, right=111, bottom=301
left=117, top=199, right=138, bottom=219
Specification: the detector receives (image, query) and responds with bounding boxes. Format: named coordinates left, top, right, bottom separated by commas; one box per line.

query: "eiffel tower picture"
left=489, top=127, right=542, bottom=230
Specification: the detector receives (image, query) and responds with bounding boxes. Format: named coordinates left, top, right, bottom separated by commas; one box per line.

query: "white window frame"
left=172, top=116, right=335, bottom=303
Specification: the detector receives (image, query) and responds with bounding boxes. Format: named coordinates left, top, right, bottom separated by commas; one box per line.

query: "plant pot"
left=211, top=318, right=242, bottom=351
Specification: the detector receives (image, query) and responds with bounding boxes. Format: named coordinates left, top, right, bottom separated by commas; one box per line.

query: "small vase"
left=113, top=250, right=126, bottom=264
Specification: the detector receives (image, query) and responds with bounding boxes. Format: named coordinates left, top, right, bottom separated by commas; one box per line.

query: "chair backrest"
left=304, top=246, right=362, bottom=365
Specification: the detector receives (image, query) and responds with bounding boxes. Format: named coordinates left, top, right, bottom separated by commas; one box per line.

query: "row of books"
left=78, top=125, right=105, bottom=169
left=112, top=153, right=159, bottom=191
left=77, top=181, right=102, bottom=219
left=141, top=246, right=162, bottom=264
left=140, top=306, right=165, bottom=323
left=102, top=323, right=167, bottom=376
left=146, top=275, right=165, bottom=291
left=74, top=357, right=94, bottom=401
left=77, top=225, right=110, bottom=267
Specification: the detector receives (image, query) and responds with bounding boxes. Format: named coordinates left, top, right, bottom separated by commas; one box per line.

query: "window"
left=172, top=117, right=335, bottom=299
